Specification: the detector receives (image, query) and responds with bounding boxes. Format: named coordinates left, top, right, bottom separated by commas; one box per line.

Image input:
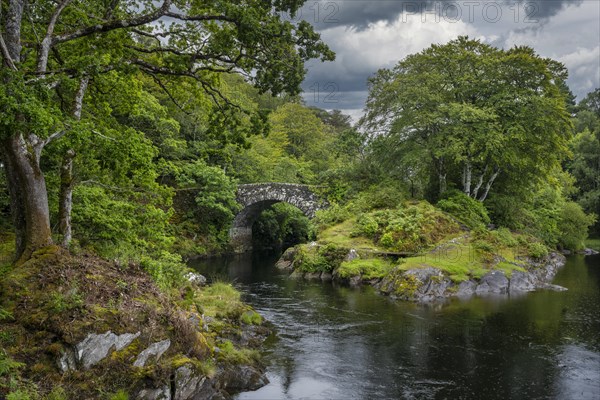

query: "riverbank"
left=0, top=243, right=270, bottom=399
left=275, top=201, right=574, bottom=302
left=277, top=241, right=567, bottom=302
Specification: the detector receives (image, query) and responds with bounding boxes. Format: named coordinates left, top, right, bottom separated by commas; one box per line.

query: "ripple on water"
left=554, top=344, right=600, bottom=400
left=191, top=253, right=600, bottom=400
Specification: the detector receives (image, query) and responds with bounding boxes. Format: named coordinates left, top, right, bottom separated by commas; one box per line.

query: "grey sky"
left=297, top=0, right=600, bottom=120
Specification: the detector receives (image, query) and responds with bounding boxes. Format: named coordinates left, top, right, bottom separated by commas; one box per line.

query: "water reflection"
left=190, top=254, right=600, bottom=399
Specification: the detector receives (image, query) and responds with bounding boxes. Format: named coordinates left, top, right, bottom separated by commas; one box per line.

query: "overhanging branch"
left=52, top=0, right=172, bottom=45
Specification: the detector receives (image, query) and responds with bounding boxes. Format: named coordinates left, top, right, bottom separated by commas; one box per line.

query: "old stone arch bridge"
left=229, top=183, right=328, bottom=252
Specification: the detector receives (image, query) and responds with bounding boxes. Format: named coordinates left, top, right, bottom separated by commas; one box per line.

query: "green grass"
left=336, top=258, right=394, bottom=280
left=240, top=310, right=262, bottom=325
left=318, top=219, right=381, bottom=251
left=495, top=261, right=526, bottom=277
left=398, top=238, right=526, bottom=282
left=196, top=282, right=245, bottom=319
left=399, top=243, right=481, bottom=282
left=217, top=340, right=260, bottom=365
left=585, top=237, right=600, bottom=251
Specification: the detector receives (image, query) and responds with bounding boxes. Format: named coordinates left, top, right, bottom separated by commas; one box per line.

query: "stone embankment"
left=276, top=245, right=568, bottom=302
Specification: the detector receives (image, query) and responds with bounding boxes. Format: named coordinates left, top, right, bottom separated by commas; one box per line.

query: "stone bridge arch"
left=229, top=183, right=327, bottom=252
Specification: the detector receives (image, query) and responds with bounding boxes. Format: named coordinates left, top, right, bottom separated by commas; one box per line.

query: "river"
left=190, top=252, right=600, bottom=399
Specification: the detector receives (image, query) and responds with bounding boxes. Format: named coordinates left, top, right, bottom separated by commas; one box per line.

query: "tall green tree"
left=567, top=89, right=600, bottom=235
left=232, top=102, right=336, bottom=184
left=0, top=0, right=333, bottom=262
left=360, top=36, right=572, bottom=202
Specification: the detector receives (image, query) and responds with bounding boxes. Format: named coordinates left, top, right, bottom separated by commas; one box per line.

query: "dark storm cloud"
left=298, top=0, right=598, bottom=116
left=296, top=0, right=583, bottom=30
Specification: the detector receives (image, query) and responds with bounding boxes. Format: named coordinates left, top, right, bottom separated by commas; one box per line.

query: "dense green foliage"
left=0, top=34, right=595, bottom=269
left=567, top=89, right=600, bottom=236
left=351, top=202, right=460, bottom=253
left=293, top=243, right=348, bottom=273
left=437, top=190, right=491, bottom=229
left=360, top=37, right=572, bottom=204
left=557, top=202, right=597, bottom=251
left=0, top=0, right=335, bottom=265
left=252, top=203, right=314, bottom=249
left=350, top=37, right=595, bottom=250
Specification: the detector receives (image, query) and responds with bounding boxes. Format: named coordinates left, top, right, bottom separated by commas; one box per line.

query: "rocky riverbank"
left=276, top=242, right=568, bottom=303
left=0, top=246, right=270, bottom=399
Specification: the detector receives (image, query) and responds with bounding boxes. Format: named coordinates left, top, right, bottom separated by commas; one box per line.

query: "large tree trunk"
left=0, top=134, right=53, bottom=262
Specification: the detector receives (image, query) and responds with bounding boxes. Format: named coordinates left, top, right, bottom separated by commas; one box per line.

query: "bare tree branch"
left=43, top=129, right=67, bottom=147
left=149, top=74, right=191, bottom=115
left=37, top=0, right=72, bottom=73
left=164, top=11, right=238, bottom=25
left=131, top=58, right=247, bottom=117
left=91, top=130, right=117, bottom=142
left=52, top=0, right=172, bottom=45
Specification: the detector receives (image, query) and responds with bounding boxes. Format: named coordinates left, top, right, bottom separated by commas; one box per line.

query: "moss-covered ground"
left=292, top=201, right=549, bottom=285
left=397, top=234, right=529, bottom=282
left=336, top=258, right=394, bottom=280
left=318, top=219, right=382, bottom=252
left=0, top=238, right=265, bottom=399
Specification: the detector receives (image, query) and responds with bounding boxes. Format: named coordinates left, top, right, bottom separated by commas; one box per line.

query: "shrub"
left=557, top=202, right=597, bottom=251
left=6, top=391, right=33, bottom=400
left=350, top=184, right=405, bottom=212
left=379, top=232, right=395, bottom=248
left=47, top=387, right=68, bottom=400
left=352, top=214, right=379, bottom=238
left=217, top=340, right=259, bottom=365
left=0, top=350, right=24, bottom=377
left=337, top=258, right=393, bottom=280
left=491, top=227, right=518, bottom=247
left=196, top=282, right=246, bottom=320
left=140, top=251, right=187, bottom=289
left=318, top=244, right=348, bottom=270
left=314, top=203, right=352, bottom=229
left=528, top=242, right=548, bottom=259
left=472, top=240, right=496, bottom=254
left=252, top=203, right=314, bottom=249
left=293, top=245, right=330, bottom=273
left=240, top=310, right=262, bottom=325
left=108, top=390, right=129, bottom=400
left=437, top=190, right=490, bottom=229
left=373, top=202, right=459, bottom=253
left=72, top=185, right=175, bottom=258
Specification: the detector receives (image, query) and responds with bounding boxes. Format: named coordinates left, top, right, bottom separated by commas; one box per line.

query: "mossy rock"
left=0, top=250, right=265, bottom=399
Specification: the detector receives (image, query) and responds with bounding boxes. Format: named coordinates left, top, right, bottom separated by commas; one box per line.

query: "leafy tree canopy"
left=360, top=36, right=573, bottom=202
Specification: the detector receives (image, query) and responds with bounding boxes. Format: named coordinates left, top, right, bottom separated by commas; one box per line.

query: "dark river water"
left=190, top=253, right=600, bottom=400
